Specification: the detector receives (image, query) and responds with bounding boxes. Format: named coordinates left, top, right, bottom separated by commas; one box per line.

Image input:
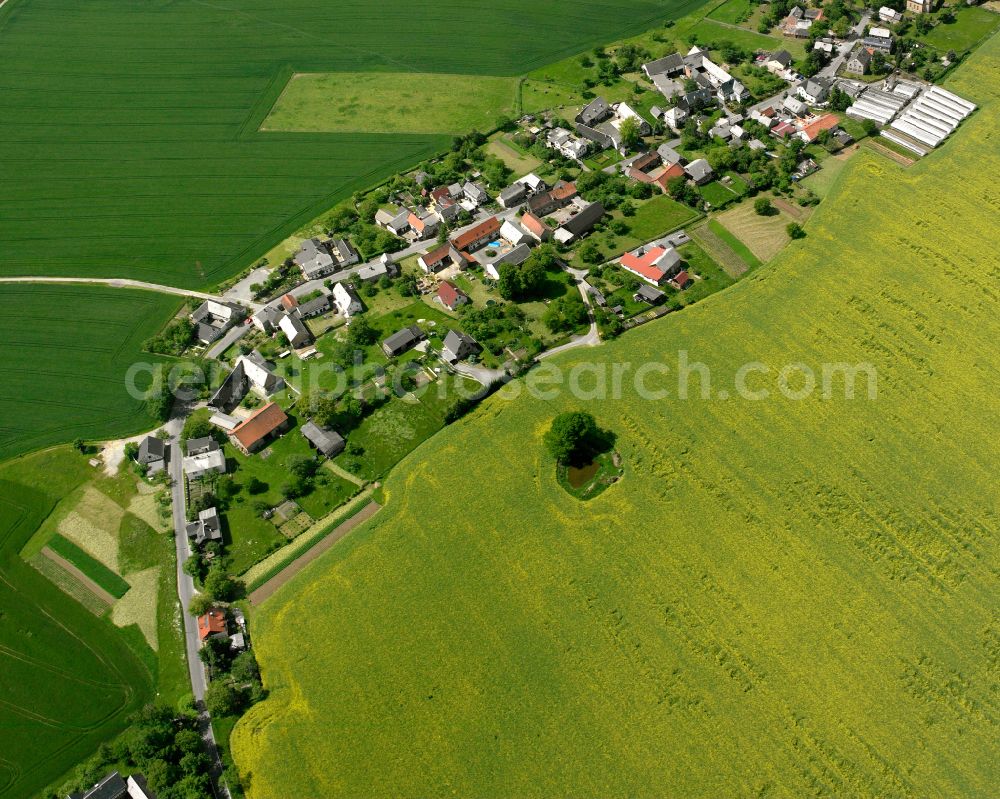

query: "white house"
left=784, top=96, right=808, bottom=116
left=547, top=127, right=589, bottom=159
left=500, top=219, right=533, bottom=247
left=663, top=106, right=687, bottom=130
left=333, top=282, right=363, bottom=318
left=182, top=449, right=226, bottom=481
left=879, top=5, right=902, bottom=22
left=279, top=313, right=311, bottom=348
left=517, top=173, right=547, bottom=193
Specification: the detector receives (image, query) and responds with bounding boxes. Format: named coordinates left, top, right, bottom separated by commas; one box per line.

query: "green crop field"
left=48, top=534, right=131, bottom=599
left=0, top=449, right=152, bottom=799
left=0, top=0, right=696, bottom=289
left=0, top=284, right=177, bottom=462
left=232, top=36, right=1000, bottom=798
left=706, top=0, right=754, bottom=25
left=264, top=73, right=519, bottom=134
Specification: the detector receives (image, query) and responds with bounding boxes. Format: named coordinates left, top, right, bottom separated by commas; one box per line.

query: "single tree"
left=754, top=197, right=774, bottom=216
left=187, top=592, right=214, bottom=617
left=544, top=411, right=600, bottom=466
left=205, top=679, right=243, bottom=717
left=618, top=116, right=642, bottom=150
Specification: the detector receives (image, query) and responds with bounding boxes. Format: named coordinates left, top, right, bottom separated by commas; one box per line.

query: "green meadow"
left=233, top=35, right=1000, bottom=798
left=264, top=73, right=519, bottom=134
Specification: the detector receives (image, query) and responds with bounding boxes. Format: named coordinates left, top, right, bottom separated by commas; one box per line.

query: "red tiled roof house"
left=437, top=281, right=469, bottom=311
left=228, top=401, right=290, bottom=455
left=620, top=246, right=683, bottom=286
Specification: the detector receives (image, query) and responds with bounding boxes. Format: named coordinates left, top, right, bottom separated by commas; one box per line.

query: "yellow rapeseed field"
left=232, top=36, right=1000, bottom=798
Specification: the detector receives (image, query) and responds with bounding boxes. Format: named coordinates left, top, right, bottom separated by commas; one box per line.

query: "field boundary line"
left=237, top=63, right=294, bottom=140
left=690, top=221, right=750, bottom=277
left=323, top=460, right=366, bottom=487
left=249, top=501, right=381, bottom=605
left=40, top=546, right=117, bottom=606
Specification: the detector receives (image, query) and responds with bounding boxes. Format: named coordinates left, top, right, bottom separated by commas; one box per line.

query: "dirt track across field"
left=249, top=501, right=381, bottom=605
left=41, top=547, right=117, bottom=605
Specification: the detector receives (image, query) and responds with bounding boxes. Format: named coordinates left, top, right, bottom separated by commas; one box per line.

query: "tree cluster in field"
left=201, top=638, right=265, bottom=720
left=145, top=317, right=195, bottom=356
left=575, top=169, right=653, bottom=211
left=184, top=550, right=244, bottom=609
left=579, top=42, right=652, bottom=87
left=754, top=0, right=856, bottom=39
left=543, top=293, right=589, bottom=334
left=544, top=411, right=615, bottom=467
left=458, top=302, right=535, bottom=357
left=496, top=244, right=560, bottom=301
left=55, top=705, right=217, bottom=799
left=250, top=258, right=300, bottom=302
left=679, top=120, right=816, bottom=198
left=594, top=306, right=625, bottom=339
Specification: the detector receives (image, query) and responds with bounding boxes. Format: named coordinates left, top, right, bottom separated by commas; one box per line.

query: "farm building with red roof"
left=229, top=401, right=289, bottom=454
left=450, top=216, right=500, bottom=252
left=620, top=246, right=682, bottom=285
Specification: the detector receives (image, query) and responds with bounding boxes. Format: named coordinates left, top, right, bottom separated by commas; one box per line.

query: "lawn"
left=263, top=72, right=519, bottom=134
left=486, top=137, right=543, bottom=176
left=698, top=180, right=741, bottom=209
left=799, top=149, right=856, bottom=199
left=580, top=194, right=700, bottom=261
left=333, top=372, right=482, bottom=480
left=0, top=449, right=155, bottom=799
left=217, top=426, right=362, bottom=575
left=520, top=79, right=586, bottom=114
left=714, top=199, right=795, bottom=263
left=921, top=6, right=1000, bottom=53
left=707, top=218, right=763, bottom=268
left=673, top=240, right=735, bottom=306
left=0, top=285, right=179, bottom=462
left=233, top=34, right=1000, bottom=797
left=688, top=18, right=803, bottom=59
left=0, top=0, right=695, bottom=288
left=706, top=0, right=755, bottom=25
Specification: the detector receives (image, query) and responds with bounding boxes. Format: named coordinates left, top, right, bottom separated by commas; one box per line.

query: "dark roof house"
left=381, top=325, right=426, bottom=357
left=301, top=420, right=345, bottom=457
left=577, top=96, right=611, bottom=126
left=186, top=506, right=222, bottom=547
left=555, top=201, right=605, bottom=242
left=642, top=53, right=684, bottom=77
left=186, top=436, right=218, bottom=456
left=441, top=329, right=480, bottom=363
left=137, top=436, right=165, bottom=468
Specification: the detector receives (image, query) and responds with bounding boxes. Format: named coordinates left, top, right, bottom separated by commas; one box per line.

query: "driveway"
left=451, top=360, right=506, bottom=386
left=205, top=321, right=253, bottom=361
left=537, top=266, right=600, bottom=361
left=0, top=275, right=263, bottom=311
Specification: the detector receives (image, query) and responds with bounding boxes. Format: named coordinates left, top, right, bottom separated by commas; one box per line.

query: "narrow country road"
left=165, top=405, right=231, bottom=799
left=537, top=265, right=600, bottom=361
left=0, top=275, right=264, bottom=311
